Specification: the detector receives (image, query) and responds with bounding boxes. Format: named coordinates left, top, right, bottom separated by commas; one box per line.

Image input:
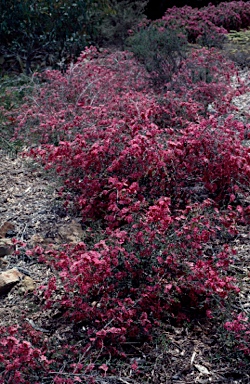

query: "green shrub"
left=0, top=74, right=35, bottom=153
left=96, top=0, right=148, bottom=49
left=0, top=0, right=110, bottom=74
left=126, top=25, right=188, bottom=87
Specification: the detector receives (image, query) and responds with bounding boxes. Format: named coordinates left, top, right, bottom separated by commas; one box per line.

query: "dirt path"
left=0, top=152, right=86, bottom=329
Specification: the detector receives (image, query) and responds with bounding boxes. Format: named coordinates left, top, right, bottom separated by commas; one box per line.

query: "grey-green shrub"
left=126, top=25, right=188, bottom=87
left=95, top=0, right=148, bottom=49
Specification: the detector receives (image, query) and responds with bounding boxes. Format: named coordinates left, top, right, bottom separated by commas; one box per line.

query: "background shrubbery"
left=1, top=0, right=250, bottom=75
left=159, top=1, right=250, bottom=44
left=0, top=0, right=148, bottom=74
left=0, top=0, right=97, bottom=73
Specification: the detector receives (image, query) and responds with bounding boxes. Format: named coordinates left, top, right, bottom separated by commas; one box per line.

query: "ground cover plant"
left=0, top=3, right=250, bottom=383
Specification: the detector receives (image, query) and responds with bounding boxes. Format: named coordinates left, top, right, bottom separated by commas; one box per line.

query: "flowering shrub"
left=159, top=1, right=250, bottom=45
left=11, top=48, right=249, bottom=227
left=13, top=48, right=153, bottom=144
left=10, top=45, right=249, bottom=356
left=0, top=323, right=102, bottom=383
left=0, top=325, right=51, bottom=383
left=36, top=200, right=240, bottom=351
left=224, top=312, right=250, bottom=356
left=1, top=11, right=250, bottom=378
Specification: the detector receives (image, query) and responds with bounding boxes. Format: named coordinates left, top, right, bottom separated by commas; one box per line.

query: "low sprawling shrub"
left=33, top=200, right=241, bottom=352
left=5, top=44, right=248, bottom=352
left=0, top=325, right=51, bottom=383
left=224, top=312, right=250, bottom=356
left=1, top=16, right=250, bottom=379
left=10, top=47, right=249, bottom=224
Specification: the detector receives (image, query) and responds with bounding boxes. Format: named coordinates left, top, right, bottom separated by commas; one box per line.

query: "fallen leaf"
left=194, top=364, right=210, bottom=375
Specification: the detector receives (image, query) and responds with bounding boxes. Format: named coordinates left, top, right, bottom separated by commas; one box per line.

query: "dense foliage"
left=0, top=0, right=148, bottom=74
left=0, top=2, right=250, bottom=382
left=0, top=0, right=99, bottom=69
